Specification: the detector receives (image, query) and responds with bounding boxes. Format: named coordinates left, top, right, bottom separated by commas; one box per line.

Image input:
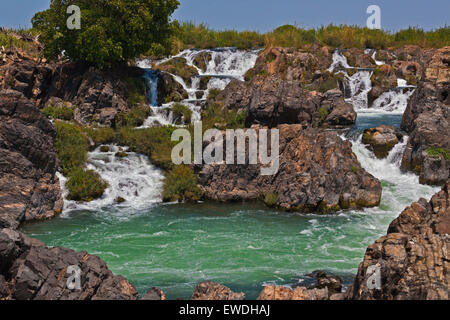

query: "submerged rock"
left=197, top=124, right=382, bottom=213
left=346, top=180, right=450, bottom=300
left=0, top=90, right=63, bottom=229
left=0, top=228, right=139, bottom=300
left=362, top=125, right=403, bottom=159
left=192, top=281, right=245, bottom=300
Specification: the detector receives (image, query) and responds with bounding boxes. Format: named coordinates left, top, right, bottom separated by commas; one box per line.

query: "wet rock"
left=304, top=270, right=343, bottom=296
left=343, top=48, right=376, bottom=69
left=401, top=74, right=449, bottom=186
left=192, top=281, right=245, bottom=300
left=192, top=52, right=212, bottom=73
left=155, top=57, right=198, bottom=87
left=197, top=125, right=382, bottom=213
left=346, top=180, right=450, bottom=300
left=369, top=64, right=398, bottom=104
left=115, top=197, right=126, bottom=204
left=362, top=125, right=403, bottom=159
left=0, top=228, right=139, bottom=300
left=257, top=285, right=328, bottom=300
left=141, top=287, right=166, bottom=300
left=157, top=71, right=189, bottom=104
left=0, top=90, right=63, bottom=229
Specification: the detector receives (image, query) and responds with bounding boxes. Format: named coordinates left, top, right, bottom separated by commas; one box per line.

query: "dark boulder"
left=0, top=228, right=139, bottom=300
left=0, top=90, right=63, bottom=229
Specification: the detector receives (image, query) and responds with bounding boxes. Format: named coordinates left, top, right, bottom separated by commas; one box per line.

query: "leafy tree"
left=32, top=0, right=179, bottom=68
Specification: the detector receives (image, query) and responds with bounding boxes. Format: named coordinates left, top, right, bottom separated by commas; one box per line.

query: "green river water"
left=21, top=114, right=440, bottom=299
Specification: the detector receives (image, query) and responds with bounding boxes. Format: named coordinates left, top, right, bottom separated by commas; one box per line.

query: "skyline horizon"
left=0, top=0, right=448, bottom=32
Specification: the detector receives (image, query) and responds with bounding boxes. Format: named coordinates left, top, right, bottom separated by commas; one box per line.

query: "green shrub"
left=42, top=104, right=74, bottom=121
left=119, top=126, right=178, bottom=170
left=66, top=168, right=108, bottom=202
left=264, top=192, right=278, bottom=207
left=426, top=147, right=450, bottom=160
left=172, top=104, right=193, bottom=124
left=54, top=121, right=108, bottom=202
left=54, top=121, right=88, bottom=175
left=319, top=107, right=329, bottom=122
left=84, top=126, right=116, bottom=145
left=117, top=105, right=151, bottom=127
left=124, top=77, right=147, bottom=106
left=162, top=165, right=202, bottom=202
left=207, top=88, right=222, bottom=101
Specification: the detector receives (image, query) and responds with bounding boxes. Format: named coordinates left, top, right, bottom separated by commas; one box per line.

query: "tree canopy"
left=32, top=0, right=180, bottom=68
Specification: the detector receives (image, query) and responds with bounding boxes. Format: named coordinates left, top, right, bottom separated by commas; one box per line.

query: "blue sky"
left=1, top=0, right=448, bottom=32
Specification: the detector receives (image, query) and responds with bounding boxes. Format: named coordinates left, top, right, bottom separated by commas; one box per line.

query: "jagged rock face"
left=197, top=124, right=381, bottom=213
left=347, top=180, right=450, bottom=300
left=0, top=90, right=63, bottom=229
left=0, top=228, right=138, bottom=300
left=401, top=53, right=449, bottom=186
left=257, top=285, right=328, bottom=300
left=362, top=125, right=403, bottom=159
left=42, top=63, right=133, bottom=126
left=0, top=50, right=53, bottom=103
left=192, top=282, right=245, bottom=300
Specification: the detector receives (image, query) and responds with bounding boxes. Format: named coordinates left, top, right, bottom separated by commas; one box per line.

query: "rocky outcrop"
left=157, top=71, right=189, bottom=104
left=362, top=125, right=403, bottom=159
left=0, top=90, right=63, bottom=229
left=192, top=282, right=245, bottom=300
left=401, top=47, right=449, bottom=185
left=0, top=49, right=143, bottom=126
left=257, top=285, right=328, bottom=300
left=197, top=124, right=382, bottom=213
left=0, top=228, right=139, bottom=300
left=209, top=47, right=355, bottom=128
left=346, top=180, right=450, bottom=300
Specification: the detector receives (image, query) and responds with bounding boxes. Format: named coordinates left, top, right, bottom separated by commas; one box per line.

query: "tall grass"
left=172, top=23, right=449, bottom=52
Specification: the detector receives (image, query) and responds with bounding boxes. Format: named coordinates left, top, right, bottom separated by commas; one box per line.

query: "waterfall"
left=370, top=89, right=415, bottom=113
left=345, top=134, right=439, bottom=215
left=329, top=49, right=416, bottom=113
left=135, top=48, right=258, bottom=127
left=345, top=70, right=373, bottom=111
left=142, top=69, right=159, bottom=107
left=59, top=145, right=164, bottom=214
left=155, top=48, right=259, bottom=101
